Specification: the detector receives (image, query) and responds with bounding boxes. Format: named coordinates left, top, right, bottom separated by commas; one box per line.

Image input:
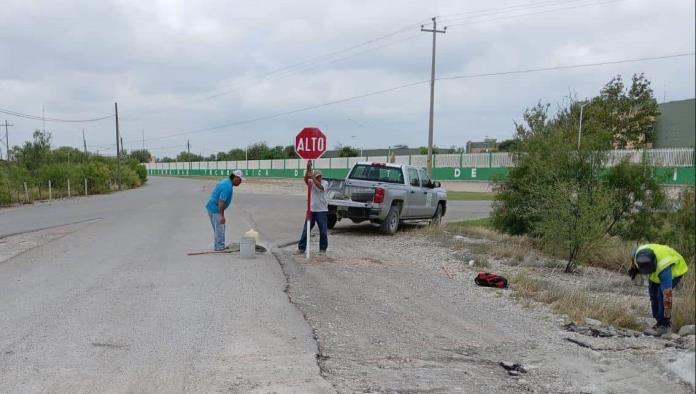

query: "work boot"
left=644, top=324, right=671, bottom=337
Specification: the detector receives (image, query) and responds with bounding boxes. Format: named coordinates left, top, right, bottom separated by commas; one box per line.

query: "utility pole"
left=142, top=129, right=145, bottom=151
left=42, top=106, right=46, bottom=133
left=421, top=17, right=446, bottom=177
left=187, top=139, right=191, bottom=170
left=114, top=102, right=122, bottom=190
left=82, top=128, right=87, bottom=154
left=4, top=120, right=13, bottom=161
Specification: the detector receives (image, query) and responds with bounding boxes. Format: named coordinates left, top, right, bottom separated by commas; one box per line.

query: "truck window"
left=407, top=168, right=420, bottom=187
left=349, top=164, right=404, bottom=184
left=418, top=169, right=431, bottom=187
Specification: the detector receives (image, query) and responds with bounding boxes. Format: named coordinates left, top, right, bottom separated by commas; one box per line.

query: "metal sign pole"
left=306, top=160, right=312, bottom=259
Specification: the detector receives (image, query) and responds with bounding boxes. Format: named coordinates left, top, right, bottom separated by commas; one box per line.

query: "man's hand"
left=219, top=216, right=226, bottom=225
left=628, top=266, right=639, bottom=280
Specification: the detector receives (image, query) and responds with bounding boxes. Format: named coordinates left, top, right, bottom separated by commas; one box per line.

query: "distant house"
left=465, top=139, right=498, bottom=153
left=653, top=99, right=695, bottom=148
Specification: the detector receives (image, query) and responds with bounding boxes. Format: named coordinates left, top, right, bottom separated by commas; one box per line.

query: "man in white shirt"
left=298, top=166, right=329, bottom=254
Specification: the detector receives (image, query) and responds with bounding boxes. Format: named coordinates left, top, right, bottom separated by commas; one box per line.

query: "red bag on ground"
left=474, top=272, right=508, bottom=289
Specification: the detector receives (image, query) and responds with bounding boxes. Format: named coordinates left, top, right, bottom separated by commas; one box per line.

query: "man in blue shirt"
left=205, top=170, right=244, bottom=251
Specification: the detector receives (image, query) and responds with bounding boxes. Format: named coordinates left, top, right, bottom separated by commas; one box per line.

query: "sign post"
left=294, top=127, right=327, bottom=259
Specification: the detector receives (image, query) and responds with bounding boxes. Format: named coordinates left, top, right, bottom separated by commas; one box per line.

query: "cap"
left=232, top=169, right=245, bottom=180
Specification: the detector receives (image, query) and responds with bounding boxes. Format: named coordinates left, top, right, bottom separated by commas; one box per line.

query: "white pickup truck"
left=327, top=162, right=448, bottom=234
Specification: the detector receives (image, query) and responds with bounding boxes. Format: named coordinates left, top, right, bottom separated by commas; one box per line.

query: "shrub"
left=79, top=162, right=112, bottom=194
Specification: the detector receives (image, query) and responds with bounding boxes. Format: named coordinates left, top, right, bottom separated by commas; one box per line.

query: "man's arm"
left=311, top=176, right=325, bottom=191
left=217, top=199, right=226, bottom=224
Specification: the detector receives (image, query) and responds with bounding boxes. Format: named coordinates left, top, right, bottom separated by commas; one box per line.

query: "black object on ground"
left=499, top=361, right=527, bottom=376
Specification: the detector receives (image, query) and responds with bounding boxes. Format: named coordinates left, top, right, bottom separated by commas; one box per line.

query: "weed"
left=512, top=271, right=641, bottom=330
left=673, top=270, right=695, bottom=330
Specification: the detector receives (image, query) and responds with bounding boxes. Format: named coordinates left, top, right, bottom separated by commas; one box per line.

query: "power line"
left=202, top=22, right=425, bottom=101
left=443, top=0, right=624, bottom=28
left=0, top=107, right=114, bottom=123
left=118, top=51, right=693, bottom=145
left=437, top=52, right=695, bottom=81
left=438, top=0, right=601, bottom=23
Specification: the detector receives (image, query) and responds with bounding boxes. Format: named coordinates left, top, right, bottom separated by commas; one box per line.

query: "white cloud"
left=0, top=0, right=693, bottom=157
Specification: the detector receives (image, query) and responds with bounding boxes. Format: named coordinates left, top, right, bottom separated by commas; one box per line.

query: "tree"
left=419, top=146, right=440, bottom=155
left=12, top=130, right=52, bottom=171
left=592, top=73, right=660, bottom=149
left=176, top=151, right=204, bottom=162
left=514, top=102, right=551, bottom=140
left=128, top=149, right=152, bottom=163
left=247, top=142, right=271, bottom=160
left=338, top=146, right=360, bottom=157
left=493, top=91, right=664, bottom=272
left=497, top=139, right=519, bottom=152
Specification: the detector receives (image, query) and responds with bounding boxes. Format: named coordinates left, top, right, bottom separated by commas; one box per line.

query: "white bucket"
left=240, top=237, right=256, bottom=259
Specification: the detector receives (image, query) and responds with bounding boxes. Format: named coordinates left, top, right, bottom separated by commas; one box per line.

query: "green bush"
left=79, top=162, right=113, bottom=194
left=120, top=166, right=142, bottom=189
left=126, top=159, right=147, bottom=184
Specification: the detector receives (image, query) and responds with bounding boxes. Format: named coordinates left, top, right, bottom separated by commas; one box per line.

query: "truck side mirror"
left=432, top=181, right=441, bottom=188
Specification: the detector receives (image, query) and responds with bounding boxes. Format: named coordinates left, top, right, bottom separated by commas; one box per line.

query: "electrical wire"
left=0, top=107, right=114, bottom=123
left=443, top=0, right=624, bottom=28
left=122, top=52, right=694, bottom=144
left=437, top=0, right=602, bottom=23
left=437, top=53, right=695, bottom=81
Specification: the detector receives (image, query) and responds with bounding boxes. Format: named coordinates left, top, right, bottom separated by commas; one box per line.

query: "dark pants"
left=298, top=211, right=328, bottom=251
left=649, top=276, right=682, bottom=325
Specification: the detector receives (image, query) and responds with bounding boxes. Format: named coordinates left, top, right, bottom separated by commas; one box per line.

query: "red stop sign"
left=295, top=127, right=327, bottom=160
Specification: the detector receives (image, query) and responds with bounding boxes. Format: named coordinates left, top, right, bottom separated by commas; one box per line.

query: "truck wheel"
left=430, top=203, right=443, bottom=227
left=328, top=214, right=338, bottom=229
left=380, top=204, right=401, bottom=235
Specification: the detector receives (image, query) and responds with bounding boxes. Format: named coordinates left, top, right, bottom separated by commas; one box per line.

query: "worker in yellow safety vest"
left=628, top=244, right=689, bottom=336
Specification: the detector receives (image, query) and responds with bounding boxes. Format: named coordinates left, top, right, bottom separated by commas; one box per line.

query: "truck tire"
left=430, top=203, right=443, bottom=227
left=328, top=214, right=338, bottom=229
left=380, top=204, right=401, bottom=235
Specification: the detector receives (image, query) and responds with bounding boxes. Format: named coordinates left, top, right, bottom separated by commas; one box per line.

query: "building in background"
left=654, top=99, right=695, bottom=148
left=465, top=138, right=498, bottom=153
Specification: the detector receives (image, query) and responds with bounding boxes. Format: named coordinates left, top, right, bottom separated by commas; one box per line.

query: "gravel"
left=277, top=227, right=695, bottom=393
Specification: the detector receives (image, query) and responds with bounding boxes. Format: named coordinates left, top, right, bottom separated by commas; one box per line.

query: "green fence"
left=147, top=165, right=695, bottom=185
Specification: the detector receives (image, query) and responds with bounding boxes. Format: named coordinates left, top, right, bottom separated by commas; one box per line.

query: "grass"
left=673, top=270, right=695, bottom=330
left=512, top=271, right=642, bottom=330
left=447, top=191, right=497, bottom=201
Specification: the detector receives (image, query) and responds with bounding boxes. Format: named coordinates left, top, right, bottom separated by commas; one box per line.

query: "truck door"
left=418, top=168, right=436, bottom=217
left=405, top=167, right=425, bottom=217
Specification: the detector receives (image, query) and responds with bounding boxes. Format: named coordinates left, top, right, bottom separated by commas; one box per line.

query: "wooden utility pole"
left=421, top=17, right=446, bottom=177
left=4, top=120, right=13, bottom=161
left=115, top=102, right=122, bottom=190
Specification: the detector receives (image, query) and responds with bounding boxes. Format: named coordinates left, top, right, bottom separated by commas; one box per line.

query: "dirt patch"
left=277, top=225, right=695, bottom=392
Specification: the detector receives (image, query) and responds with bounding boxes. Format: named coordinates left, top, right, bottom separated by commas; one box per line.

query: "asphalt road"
left=0, top=177, right=334, bottom=393
left=1, top=177, right=691, bottom=393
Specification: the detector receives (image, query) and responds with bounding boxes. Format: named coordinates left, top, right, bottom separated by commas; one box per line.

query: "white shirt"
left=310, top=180, right=329, bottom=212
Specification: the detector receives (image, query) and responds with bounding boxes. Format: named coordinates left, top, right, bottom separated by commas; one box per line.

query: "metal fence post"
left=48, top=180, right=52, bottom=201
left=67, top=179, right=71, bottom=198
left=84, top=178, right=88, bottom=196
left=23, top=182, right=28, bottom=203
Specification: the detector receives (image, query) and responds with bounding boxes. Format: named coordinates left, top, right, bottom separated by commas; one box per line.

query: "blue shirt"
left=206, top=178, right=234, bottom=214
left=659, top=266, right=673, bottom=291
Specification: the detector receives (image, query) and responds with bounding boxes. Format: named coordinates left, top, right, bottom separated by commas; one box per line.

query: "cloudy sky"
left=1, top=0, right=694, bottom=158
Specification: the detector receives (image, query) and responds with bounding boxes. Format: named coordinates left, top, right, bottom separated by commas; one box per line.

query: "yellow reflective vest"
left=636, top=244, right=689, bottom=284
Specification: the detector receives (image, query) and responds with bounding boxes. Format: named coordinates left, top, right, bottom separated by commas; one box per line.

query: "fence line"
left=145, top=148, right=694, bottom=172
